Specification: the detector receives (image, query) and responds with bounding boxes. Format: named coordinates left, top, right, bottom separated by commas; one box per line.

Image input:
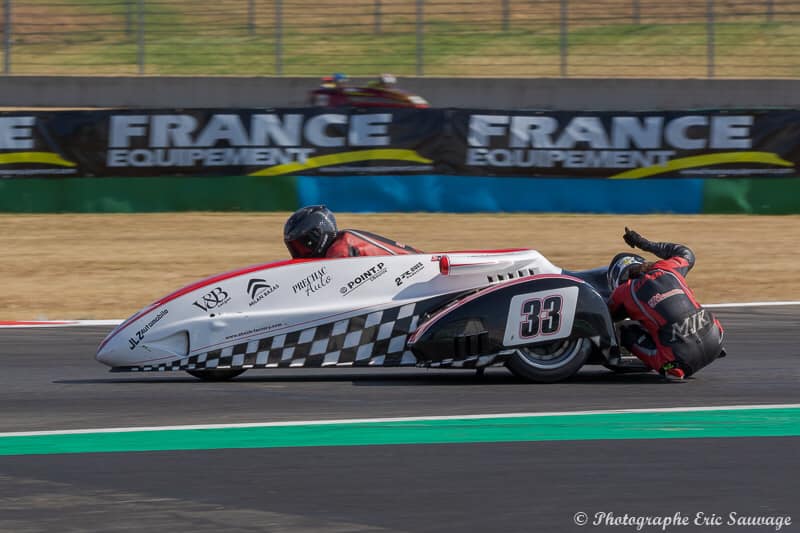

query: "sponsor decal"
left=107, top=113, right=394, bottom=169
left=192, top=286, right=231, bottom=312
left=225, top=322, right=285, bottom=341
left=0, top=116, right=77, bottom=176
left=465, top=113, right=792, bottom=178
left=648, top=288, right=683, bottom=308
left=669, top=309, right=711, bottom=342
left=503, top=286, right=579, bottom=346
left=0, top=117, right=37, bottom=151
left=339, top=262, right=388, bottom=296
left=292, top=266, right=332, bottom=296
left=128, top=309, right=169, bottom=350
left=247, top=278, right=279, bottom=307
left=395, top=262, right=425, bottom=286
left=519, top=295, right=563, bottom=339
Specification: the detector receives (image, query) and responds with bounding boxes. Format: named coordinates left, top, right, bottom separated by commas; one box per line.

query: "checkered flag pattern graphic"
left=129, top=302, right=423, bottom=372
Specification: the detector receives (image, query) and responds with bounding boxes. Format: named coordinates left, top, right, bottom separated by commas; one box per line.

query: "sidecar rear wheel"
left=186, top=369, right=246, bottom=381
left=506, top=338, right=590, bottom=383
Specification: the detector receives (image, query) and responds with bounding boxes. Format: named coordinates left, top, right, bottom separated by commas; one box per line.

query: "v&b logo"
left=192, top=287, right=231, bottom=312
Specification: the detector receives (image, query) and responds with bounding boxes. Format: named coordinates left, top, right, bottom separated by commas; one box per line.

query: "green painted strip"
left=0, top=175, right=298, bottom=213
left=702, top=177, right=800, bottom=214
left=1, top=408, right=798, bottom=456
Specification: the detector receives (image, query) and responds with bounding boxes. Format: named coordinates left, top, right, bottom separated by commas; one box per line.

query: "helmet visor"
left=609, top=254, right=645, bottom=289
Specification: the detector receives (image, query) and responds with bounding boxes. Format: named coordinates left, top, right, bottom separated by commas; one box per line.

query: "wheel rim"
left=515, top=338, right=586, bottom=370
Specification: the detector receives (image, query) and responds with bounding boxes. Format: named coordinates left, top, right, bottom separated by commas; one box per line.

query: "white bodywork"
left=96, top=250, right=560, bottom=371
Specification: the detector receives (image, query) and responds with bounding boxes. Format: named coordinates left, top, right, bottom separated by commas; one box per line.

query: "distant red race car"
left=309, top=73, right=430, bottom=109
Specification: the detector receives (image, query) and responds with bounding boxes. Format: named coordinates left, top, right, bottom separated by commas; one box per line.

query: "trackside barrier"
left=0, top=107, right=798, bottom=213
left=295, top=175, right=706, bottom=214
left=0, top=175, right=297, bottom=213
left=702, top=178, right=800, bottom=214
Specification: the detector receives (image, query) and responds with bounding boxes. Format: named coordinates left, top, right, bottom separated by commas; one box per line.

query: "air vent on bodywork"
left=146, top=330, right=190, bottom=357
left=454, top=331, right=489, bottom=358
left=488, top=269, right=537, bottom=283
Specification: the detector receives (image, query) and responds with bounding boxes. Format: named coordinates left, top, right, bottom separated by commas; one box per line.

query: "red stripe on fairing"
left=154, top=258, right=315, bottom=306
left=408, top=273, right=584, bottom=343
left=97, top=257, right=318, bottom=351
left=441, top=248, right=528, bottom=254
left=449, top=262, right=498, bottom=267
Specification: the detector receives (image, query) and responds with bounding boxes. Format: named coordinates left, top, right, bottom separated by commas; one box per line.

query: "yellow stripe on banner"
left=248, top=149, right=432, bottom=177
left=0, top=152, right=77, bottom=168
left=609, top=151, right=794, bottom=180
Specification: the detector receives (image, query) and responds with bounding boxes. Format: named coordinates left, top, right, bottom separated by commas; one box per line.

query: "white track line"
left=2, top=403, right=799, bottom=438
left=1, top=301, right=799, bottom=329
left=705, top=301, right=800, bottom=308
left=0, top=320, right=123, bottom=328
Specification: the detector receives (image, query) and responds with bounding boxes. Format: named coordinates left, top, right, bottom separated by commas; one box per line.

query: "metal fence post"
left=632, top=0, right=640, bottom=24
left=248, top=0, right=255, bottom=36
left=560, top=0, right=568, bottom=77
left=137, top=0, right=144, bottom=75
left=3, top=0, right=10, bottom=74
left=375, top=0, right=381, bottom=35
left=706, top=0, right=714, bottom=78
left=502, top=0, right=510, bottom=31
left=275, top=0, right=283, bottom=75
left=766, top=0, right=774, bottom=22
left=416, top=0, right=423, bottom=76
left=125, top=0, right=133, bottom=36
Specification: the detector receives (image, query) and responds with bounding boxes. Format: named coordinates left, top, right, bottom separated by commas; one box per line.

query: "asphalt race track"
left=0, top=305, right=798, bottom=532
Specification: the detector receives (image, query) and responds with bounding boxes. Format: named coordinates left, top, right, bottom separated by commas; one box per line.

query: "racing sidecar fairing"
left=308, top=74, right=429, bottom=109
left=95, top=250, right=619, bottom=383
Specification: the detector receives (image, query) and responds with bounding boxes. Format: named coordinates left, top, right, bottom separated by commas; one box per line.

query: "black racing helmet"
left=607, top=253, right=646, bottom=291
left=284, top=205, right=338, bottom=258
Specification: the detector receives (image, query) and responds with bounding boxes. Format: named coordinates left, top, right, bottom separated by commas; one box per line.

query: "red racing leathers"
left=325, top=229, right=422, bottom=258
left=608, top=242, right=725, bottom=376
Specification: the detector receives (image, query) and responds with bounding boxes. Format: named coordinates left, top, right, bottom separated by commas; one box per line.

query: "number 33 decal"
left=503, top=286, right=578, bottom=347
left=520, top=296, right=562, bottom=338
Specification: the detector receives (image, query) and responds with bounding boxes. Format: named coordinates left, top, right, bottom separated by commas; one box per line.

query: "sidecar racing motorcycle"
left=96, top=249, right=644, bottom=383
left=308, top=73, right=430, bottom=109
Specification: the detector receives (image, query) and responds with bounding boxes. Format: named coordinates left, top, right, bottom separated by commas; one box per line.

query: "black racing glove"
left=623, top=227, right=694, bottom=266
left=623, top=227, right=650, bottom=250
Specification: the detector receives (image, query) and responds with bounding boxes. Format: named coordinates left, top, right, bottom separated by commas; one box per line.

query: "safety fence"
left=0, top=107, right=799, bottom=213
left=1, top=0, right=800, bottom=77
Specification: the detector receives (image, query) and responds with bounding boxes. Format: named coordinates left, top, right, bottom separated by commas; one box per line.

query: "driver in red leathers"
left=607, top=228, right=726, bottom=379
left=284, top=205, right=421, bottom=259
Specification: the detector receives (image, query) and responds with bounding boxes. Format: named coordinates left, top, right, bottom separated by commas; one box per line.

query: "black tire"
left=186, top=369, right=246, bottom=381
left=506, top=338, right=591, bottom=383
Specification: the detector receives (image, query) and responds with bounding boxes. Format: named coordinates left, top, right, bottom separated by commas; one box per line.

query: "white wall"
left=2, top=76, right=800, bottom=110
